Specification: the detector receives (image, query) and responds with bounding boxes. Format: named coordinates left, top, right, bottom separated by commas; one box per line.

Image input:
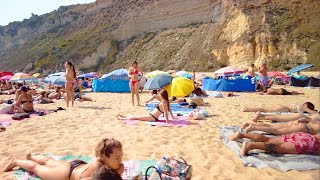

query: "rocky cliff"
left=0, top=0, right=319, bottom=73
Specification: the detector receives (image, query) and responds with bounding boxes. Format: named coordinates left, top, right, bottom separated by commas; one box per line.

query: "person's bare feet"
left=229, top=132, right=242, bottom=141
left=240, top=122, right=250, bottom=129
left=116, top=114, right=125, bottom=120
left=252, top=111, right=261, bottom=122
left=4, top=157, right=16, bottom=172
left=244, top=125, right=255, bottom=133
left=241, top=142, right=252, bottom=156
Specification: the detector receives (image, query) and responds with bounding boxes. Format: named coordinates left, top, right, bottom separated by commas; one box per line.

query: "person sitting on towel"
left=12, top=86, right=34, bottom=113
left=118, top=89, right=174, bottom=123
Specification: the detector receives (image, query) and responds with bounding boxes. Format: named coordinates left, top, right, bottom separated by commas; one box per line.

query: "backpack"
left=145, top=157, right=192, bottom=180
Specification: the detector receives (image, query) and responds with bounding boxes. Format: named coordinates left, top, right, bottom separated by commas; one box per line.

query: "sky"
left=0, top=0, right=96, bottom=26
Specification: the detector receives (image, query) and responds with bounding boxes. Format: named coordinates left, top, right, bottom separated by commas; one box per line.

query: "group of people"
left=230, top=102, right=319, bottom=156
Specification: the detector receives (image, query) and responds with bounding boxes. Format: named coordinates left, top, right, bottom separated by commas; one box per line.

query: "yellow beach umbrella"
left=145, top=70, right=169, bottom=79
left=165, top=77, right=195, bottom=97
left=33, top=73, right=40, bottom=77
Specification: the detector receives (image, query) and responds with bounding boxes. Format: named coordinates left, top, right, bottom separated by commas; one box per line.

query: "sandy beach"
left=0, top=83, right=319, bottom=180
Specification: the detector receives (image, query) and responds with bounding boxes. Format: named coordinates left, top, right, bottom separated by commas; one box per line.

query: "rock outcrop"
left=0, top=0, right=318, bottom=73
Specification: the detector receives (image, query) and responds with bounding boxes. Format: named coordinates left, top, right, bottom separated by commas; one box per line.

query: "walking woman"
left=128, top=61, right=143, bottom=106
left=65, top=62, right=77, bottom=107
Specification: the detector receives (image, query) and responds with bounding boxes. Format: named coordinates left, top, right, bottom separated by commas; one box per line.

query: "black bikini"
left=69, top=160, right=87, bottom=179
left=150, top=104, right=164, bottom=121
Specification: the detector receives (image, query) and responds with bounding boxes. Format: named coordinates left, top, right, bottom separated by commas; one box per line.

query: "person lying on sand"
left=191, top=87, right=208, bottom=97
left=240, top=114, right=320, bottom=135
left=251, top=111, right=317, bottom=122
left=74, top=93, right=93, bottom=102
left=34, top=91, right=54, bottom=104
left=241, top=102, right=317, bottom=114
left=229, top=132, right=320, bottom=156
left=257, top=88, right=304, bottom=95
left=4, top=138, right=125, bottom=180
left=47, top=87, right=62, bottom=99
left=118, top=89, right=174, bottom=123
left=145, top=90, right=186, bottom=104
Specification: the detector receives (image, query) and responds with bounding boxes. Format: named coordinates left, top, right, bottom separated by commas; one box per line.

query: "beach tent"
left=202, top=78, right=255, bottom=92
left=287, top=64, right=314, bottom=75
left=92, top=69, right=130, bottom=92
left=165, top=77, right=195, bottom=97
left=214, top=66, right=244, bottom=76
left=290, top=76, right=319, bottom=87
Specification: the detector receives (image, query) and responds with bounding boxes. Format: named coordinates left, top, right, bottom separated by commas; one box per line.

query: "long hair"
left=132, top=61, right=138, bottom=67
left=160, top=89, right=171, bottom=113
left=67, top=61, right=76, bottom=79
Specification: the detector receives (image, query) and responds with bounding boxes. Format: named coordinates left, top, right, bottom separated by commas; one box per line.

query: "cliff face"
left=0, top=0, right=319, bottom=73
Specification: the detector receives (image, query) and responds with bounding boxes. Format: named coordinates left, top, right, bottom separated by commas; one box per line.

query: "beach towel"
left=146, top=103, right=195, bottom=116
left=124, top=116, right=199, bottom=127
left=219, top=126, right=320, bottom=171
left=13, top=154, right=157, bottom=180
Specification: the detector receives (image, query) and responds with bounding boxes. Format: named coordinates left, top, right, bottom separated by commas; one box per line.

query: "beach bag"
left=188, top=110, right=205, bottom=120
left=145, top=157, right=192, bottom=180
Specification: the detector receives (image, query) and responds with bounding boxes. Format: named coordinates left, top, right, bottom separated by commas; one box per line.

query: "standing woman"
left=65, top=62, right=77, bottom=107
left=128, top=61, right=143, bottom=106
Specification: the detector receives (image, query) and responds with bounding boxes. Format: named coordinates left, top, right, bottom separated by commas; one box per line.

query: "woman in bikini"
left=118, top=89, right=174, bottom=123
left=128, top=61, right=143, bottom=106
left=65, top=62, right=77, bottom=107
left=229, top=131, right=320, bottom=156
left=12, top=86, right=34, bottom=113
left=241, top=102, right=317, bottom=114
left=251, top=111, right=313, bottom=122
left=4, top=138, right=125, bottom=180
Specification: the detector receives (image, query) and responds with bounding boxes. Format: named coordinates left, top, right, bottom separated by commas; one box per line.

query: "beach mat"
left=219, top=125, right=320, bottom=171
left=146, top=103, right=194, bottom=116
left=13, top=154, right=156, bottom=180
left=124, top=116, right=199, bottom=127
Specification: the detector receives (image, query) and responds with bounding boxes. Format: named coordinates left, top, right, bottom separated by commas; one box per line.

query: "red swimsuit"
left=129, top=69, right=139, bottom=86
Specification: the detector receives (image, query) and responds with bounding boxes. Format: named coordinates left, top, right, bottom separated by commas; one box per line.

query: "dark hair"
left=160, top=90, right=171, bottom=113
left=172, top=96, right=177, bottom=101
left=95, top=138, right=122, bottom=158
left=66, top=62, right=77, bottom=79
left=152, top=90, right=158, bottom=95
left=19, top=86, right=28, bottom=92
left=303, top=102, right=315, bottom=110
left=92, top=166, right=123, bottom=180
left=251, top=64, right=254, bottom=67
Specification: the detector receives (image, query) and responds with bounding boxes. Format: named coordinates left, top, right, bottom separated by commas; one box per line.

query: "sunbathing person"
left=34, top=91, right=54, bottom=104
left=229, top=132, right=320, bottom=156
left=252, top=111, right=314, bottom=122
left=241, top=102, right=317, bottom=114
left=12, top=86, right=34, bottom=113
left=75, top=93, right=93, bottom=102
left=145, top=90, right=186, bottom=104
left=118, top=89, right=174, bottom=123
left=47, top=87, right=62, bottom=99
left=191, top=87, right=208, bottom=97
left=4, top=138, right=125, bottom=180
left=241, top=114, right=320, bottom=135
left=92, top=166, right=123, bottom=180
left=258, top=88, right=304, bottom=95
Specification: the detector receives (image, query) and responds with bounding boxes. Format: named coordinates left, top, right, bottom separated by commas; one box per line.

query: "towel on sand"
left=13, top=154, right=156, bottom=180
left=219, top=125, right=320, bottom=171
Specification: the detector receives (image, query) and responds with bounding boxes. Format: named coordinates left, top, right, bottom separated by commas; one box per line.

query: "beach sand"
left=0, top=85, right=319, bottom=180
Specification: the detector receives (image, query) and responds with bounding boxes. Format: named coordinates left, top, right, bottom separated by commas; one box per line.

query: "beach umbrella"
left=144, top=74, right=173, bottom=90
left=287, top=64, right=314, bottom=75
left=145, top=70, right=169, bottom=79
left=181, top=73, right=193, bottom=79
left=0, top=71, right=13, bottom=77
left=48, top=72, right=65, bottom=77
left=33, top=73, right=41, bottom=77
left=10, top=73, right=38, bottom=82
left=214, top=66, right=244, bottom=76
left=165, top=77, right=195, bottom=97
left=0, top=75, right=13, bottom=80
left=175, top=71, right=188, bottom=76
left=77, top=72, right=97, bottom=78
left=44, top=76, right=66, bottom=85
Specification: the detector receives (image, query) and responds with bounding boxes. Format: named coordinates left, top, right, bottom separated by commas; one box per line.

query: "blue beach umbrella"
left=44, top=76, right=66, bottom=86
left=287, top=64, right=314, bottom=75
left=78, top=72, right=97, bottom=78
left=48, top=72, right=65, bottom=77
left=144, top=74, right=173, bottom=90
